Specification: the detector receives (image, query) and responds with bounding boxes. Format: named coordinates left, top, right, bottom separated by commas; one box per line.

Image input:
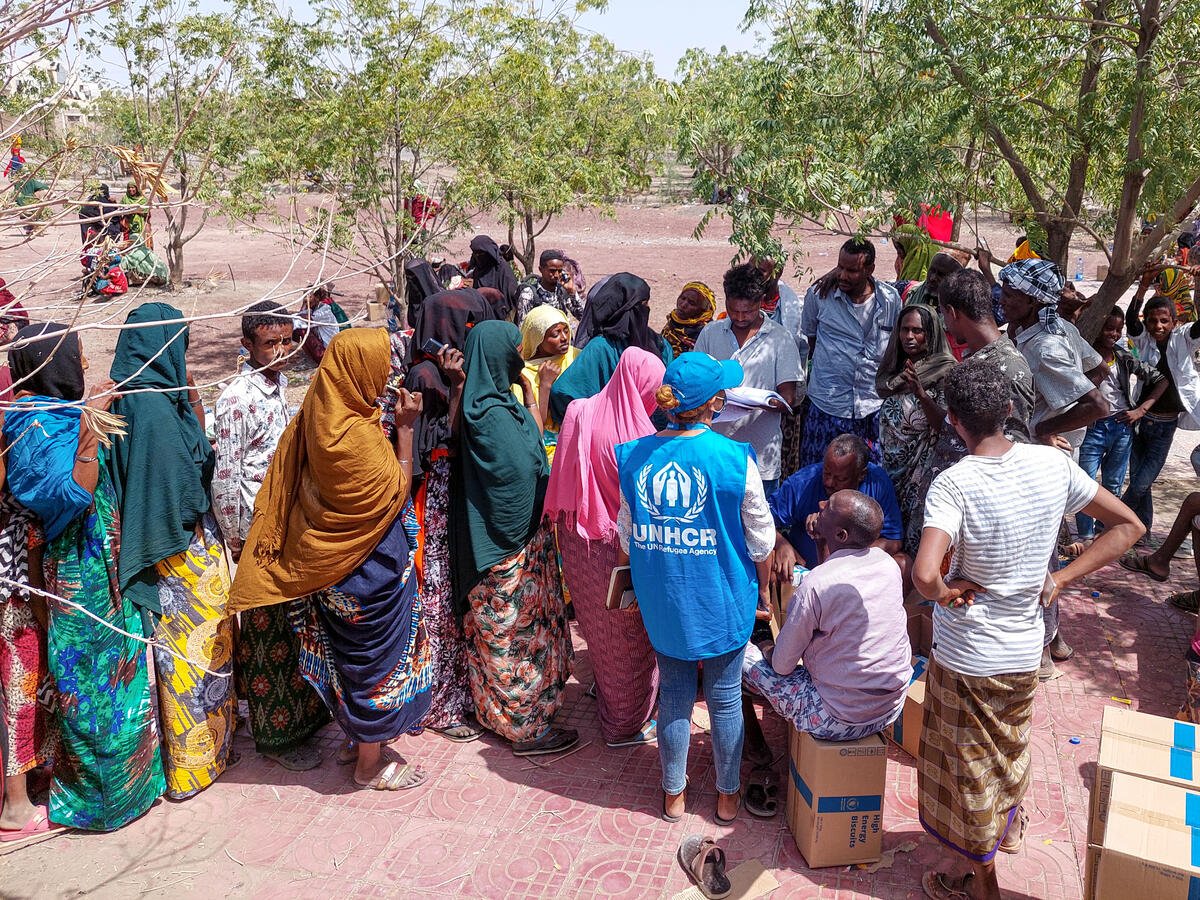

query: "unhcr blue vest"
left=616, top=428, right=757, bottom=660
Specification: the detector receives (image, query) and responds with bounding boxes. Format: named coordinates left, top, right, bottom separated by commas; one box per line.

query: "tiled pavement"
left=5, top=487, right=1197, bottom=899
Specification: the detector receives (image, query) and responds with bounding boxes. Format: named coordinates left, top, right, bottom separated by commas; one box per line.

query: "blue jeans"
left=1075, top=415, right=1133, bottom=539
left=656, top=646, right=745, bottom=796
left=1122, top=414, right=1179, bottom=531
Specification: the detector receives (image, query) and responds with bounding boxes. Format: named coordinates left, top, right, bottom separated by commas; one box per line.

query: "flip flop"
left=714, top=791, right=742, bottom=826
left=512, top=726, right=579, bottom=757
left=354, top=761, right=428, bottom=791
left=605, top=719, right=656, bottom=749
left=922, top=871, right=974, bottom=900
left=1119, top=552, right=1169, bottom=583
left=663, top=776, right=689, bottom=822
left=677, top=835, right=732, bottom=900
left=434, top=722, right=484, bottom=743
left=1171, top=590, right=1200, bottom=614
left=262, top=743, right=322, bottom=772
left=0, top=807, right=64, bottom=845
left=745, top=771, right=779, bottom=819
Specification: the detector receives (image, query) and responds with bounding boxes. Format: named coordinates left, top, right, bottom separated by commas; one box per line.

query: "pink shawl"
left=545, top=346, right=665, bottom=541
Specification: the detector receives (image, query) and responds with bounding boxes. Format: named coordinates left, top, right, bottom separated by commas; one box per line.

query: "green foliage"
left=449, top=10, right=669, bottom=272
left=676, top=0, right=1200, bottom=316
left=102, top=0, right=261, bottom=284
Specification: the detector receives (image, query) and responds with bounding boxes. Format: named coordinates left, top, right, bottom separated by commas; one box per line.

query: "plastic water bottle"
left=1074, top=255, right=1084, bottom=281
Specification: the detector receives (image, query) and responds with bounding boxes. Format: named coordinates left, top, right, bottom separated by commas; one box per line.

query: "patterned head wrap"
left=999, top=258, right=1067, bottom=335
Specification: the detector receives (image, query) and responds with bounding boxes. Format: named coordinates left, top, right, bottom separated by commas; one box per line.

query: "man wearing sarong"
left=912, top=358, right=1141, bottom=900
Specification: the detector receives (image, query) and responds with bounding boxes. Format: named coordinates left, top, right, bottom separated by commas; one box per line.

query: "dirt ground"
left=4, top=199, right=1072, bottom=387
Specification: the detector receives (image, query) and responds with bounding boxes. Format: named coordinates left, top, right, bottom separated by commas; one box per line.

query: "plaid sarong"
left=917, top=656, right=1038, bottom=862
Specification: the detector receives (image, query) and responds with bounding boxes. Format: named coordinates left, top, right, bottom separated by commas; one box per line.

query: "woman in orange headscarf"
left=230, top=328, right=432, bottom=791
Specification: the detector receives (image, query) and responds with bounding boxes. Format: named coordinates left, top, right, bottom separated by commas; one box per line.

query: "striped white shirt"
left=923, top=443, right=1097, bottom=676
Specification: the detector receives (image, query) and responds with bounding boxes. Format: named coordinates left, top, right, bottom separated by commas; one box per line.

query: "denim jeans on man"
left=1075, top=414, right=1133, bottom=539
left=656, top=646, right=745, bottom=796
left=1122, top=413, right=1179, bottom=531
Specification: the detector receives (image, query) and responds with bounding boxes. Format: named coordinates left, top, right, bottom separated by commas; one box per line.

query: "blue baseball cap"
left=662, top=351, right=743, bottom=412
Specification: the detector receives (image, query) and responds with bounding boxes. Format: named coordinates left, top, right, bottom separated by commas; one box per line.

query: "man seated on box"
left=743, top=489, right=911, bottom=743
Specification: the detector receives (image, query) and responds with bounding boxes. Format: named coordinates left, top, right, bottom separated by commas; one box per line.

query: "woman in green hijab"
left=453, top=320, right=576, bottom=757
left=108, top=302, right=237, bottom=800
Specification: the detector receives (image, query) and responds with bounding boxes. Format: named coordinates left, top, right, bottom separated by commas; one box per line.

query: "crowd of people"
left=1, top=224, right=1198, bottom=900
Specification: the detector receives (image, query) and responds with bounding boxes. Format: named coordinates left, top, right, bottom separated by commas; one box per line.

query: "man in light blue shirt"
left=695, top=263, right=804, bottom=495
left=798, top=238, right=901, bottom=468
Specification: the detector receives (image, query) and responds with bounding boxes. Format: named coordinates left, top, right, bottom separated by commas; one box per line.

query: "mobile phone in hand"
left=421, top=337, right=446, bottom=357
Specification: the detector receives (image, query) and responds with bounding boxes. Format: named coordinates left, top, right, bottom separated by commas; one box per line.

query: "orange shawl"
left=228, top=328, right=405, bottom=612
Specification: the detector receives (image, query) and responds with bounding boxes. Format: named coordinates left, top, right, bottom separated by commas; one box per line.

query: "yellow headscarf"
left=518, top=305, right=578, bottom=412
left=228, top=328, right=406, bottom=612
left=662, top=281, right=716, bottom=356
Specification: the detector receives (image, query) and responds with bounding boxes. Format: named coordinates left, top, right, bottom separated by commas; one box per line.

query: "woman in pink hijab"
left=546, top=347, right=664, bottom=748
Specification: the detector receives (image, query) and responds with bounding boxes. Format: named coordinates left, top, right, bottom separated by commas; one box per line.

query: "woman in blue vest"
left=616, top=352, right=775, bottom=824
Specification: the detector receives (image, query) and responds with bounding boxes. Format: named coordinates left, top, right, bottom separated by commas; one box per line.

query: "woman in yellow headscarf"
left=229, top=329, right=433, bottom=792
left=661, top=281, right=716, bottom=356
left=517, top=305, right=578, bottom=463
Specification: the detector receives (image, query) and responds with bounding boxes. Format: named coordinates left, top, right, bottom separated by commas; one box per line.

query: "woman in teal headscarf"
left=453, top=320, right=576, bottom=757
left=108, top=302, right=236, bottom=800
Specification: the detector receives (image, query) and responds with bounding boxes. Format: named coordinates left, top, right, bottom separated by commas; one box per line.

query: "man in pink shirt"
left=744, top=489, right=911, bottom=741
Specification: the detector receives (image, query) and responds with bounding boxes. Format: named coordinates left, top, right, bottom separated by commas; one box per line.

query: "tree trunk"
left=1043, top=221, right=1073, bottom=273
left=520, top=208, right=536, bottom=275
left=1075, top=268, right=1141, bottom=341
left=167, top=227, right=184, bottom=288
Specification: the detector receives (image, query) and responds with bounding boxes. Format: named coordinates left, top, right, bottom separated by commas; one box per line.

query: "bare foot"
left=664, top=788, right=686, bottom=820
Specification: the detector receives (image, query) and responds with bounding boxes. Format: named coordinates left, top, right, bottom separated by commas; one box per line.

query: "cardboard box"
left=1086, top=772, right=1200, bottom=899
left=884, top=655, right=927, bottom=760
left=1090, top=707, right=1200, bottom=841
left=786, top=728, right=886, bottom=867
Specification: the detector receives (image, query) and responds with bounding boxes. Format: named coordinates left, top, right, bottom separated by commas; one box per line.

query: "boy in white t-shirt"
left=911, top=357, right=1142, bottom=900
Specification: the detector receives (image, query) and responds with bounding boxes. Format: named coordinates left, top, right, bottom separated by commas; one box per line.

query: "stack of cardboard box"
left=1086, top=707, right=1200, bottom=897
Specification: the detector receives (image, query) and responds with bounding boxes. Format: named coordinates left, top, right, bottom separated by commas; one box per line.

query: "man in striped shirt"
left=911, top=358, right=1141, bottom=900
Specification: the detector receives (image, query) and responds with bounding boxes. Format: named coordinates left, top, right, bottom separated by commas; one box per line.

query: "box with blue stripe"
left=1085, top=771, right=1200, bottom=899
left=786, top=727, right=887, bottom=867
left=1091, top=707, right=1200, bottom=844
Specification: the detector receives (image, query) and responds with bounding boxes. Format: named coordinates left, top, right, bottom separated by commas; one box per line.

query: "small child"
left=1072, top=310, right=1167, bottom=550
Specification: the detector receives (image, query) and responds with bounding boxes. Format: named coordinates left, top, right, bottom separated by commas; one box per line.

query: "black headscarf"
left=9, top=323, right=85, bottom=401
left=468, top=235, right=519, bottom=320
left=404, top=289, right=496, bottom=469
left=574, top=272, right=660, bottom=355
left=404, top=259, right=442, bottom=329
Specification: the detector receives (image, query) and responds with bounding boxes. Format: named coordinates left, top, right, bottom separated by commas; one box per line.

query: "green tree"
left=685, top=0, right=1200, bottom=335
left=106, top=0, right=255, bottom=287
left=234, top=0, right=488, bottom=312
left=451, top=9, right=669, bottom=275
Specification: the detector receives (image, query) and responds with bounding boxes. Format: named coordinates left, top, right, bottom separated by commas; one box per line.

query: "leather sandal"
left=677, top=835, right=732, bottom=899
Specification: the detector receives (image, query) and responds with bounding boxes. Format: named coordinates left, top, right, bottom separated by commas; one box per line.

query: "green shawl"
left=895, top=224, right=936, bottom=282
left=108, top=302, right=215, bottom=612
left=452, top=320, right=549, bottom=606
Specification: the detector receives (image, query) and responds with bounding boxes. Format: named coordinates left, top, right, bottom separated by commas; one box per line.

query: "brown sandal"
left=999, top=805, right=1029, bottom=854
left=677, top=835, right=731, bottom=899
left=922, top=871, right=974, bottom=900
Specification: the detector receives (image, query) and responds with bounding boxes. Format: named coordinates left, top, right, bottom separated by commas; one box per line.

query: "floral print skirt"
left=463, top=524, right=573, bottom=743
left=150, top=513, right=237, bottom=800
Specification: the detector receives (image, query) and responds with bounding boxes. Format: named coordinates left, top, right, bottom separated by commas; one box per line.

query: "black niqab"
left=468, top=235, right=519, bottom=320
left=9, top=323, right=86, bottom=401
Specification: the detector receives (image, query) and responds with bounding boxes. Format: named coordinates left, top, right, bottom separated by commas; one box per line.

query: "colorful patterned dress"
left=292, top=504, right=434, bottom=743
left=149, top=512, right=237, bottom=800
left=415, top=456, right=472, bottom=730
left=0, top=498, right=57, bottom=779
left=463, top=524, right=573, bottom=743
left=42, top=465, right=165, bottom=831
